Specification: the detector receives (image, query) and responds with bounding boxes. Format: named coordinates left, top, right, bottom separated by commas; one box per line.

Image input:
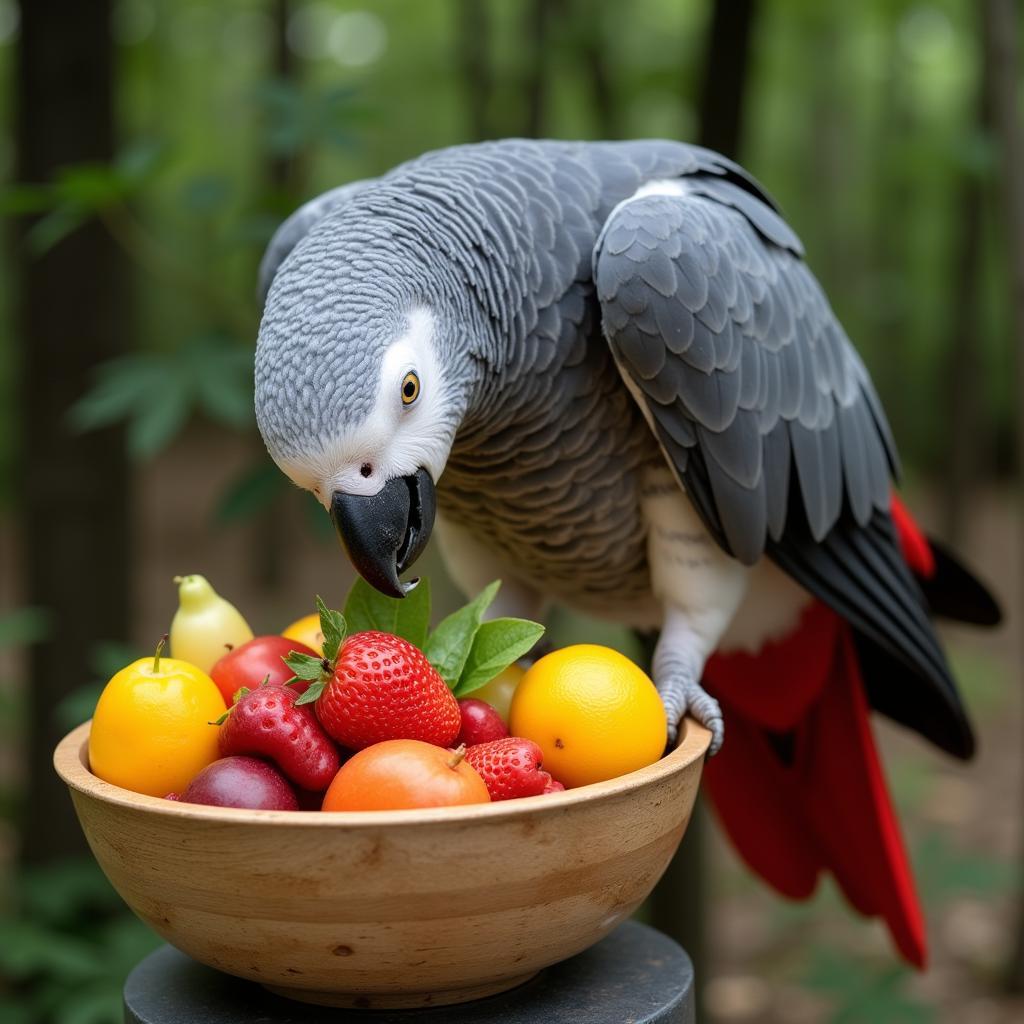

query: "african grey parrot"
left=254, top=140, right=998, bottom=963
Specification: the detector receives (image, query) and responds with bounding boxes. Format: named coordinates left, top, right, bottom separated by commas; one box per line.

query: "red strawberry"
left=314, top=631, right=460, bottom=751
left=217, top=683, right=340, bottom=791
left=464, top=737, right=553, bottom=801
left=542, top=778, right=566, bottom=794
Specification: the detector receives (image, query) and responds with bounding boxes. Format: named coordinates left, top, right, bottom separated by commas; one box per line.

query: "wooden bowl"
left=54, top=720, right=710, bottom=1009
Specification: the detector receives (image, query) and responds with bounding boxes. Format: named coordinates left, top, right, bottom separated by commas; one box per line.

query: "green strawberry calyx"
left=286, top=596, right=346, bottom=706
left=210, top=675, right=270, bottom=726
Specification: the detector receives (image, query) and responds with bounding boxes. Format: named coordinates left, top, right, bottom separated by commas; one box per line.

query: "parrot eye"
left=401, top=371, right=420, bottom=406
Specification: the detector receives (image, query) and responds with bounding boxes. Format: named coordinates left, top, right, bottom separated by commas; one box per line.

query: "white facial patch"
left=275, top=306, right=455, bottom=504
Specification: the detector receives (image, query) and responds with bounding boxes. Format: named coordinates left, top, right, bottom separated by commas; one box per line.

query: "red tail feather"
left=890, top=493, right=935, bottom=579
left=704, top=606, right=927, bottom=966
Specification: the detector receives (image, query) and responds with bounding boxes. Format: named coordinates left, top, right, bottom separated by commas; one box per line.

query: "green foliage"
left=53, top=642, right=142, bottom=732
left=0, top=607, right=51, bottom=649
left=452, top=617, right=544, bottom=697
left=423, top=580, right=501, bottom=686
left=947, top=644, right=1012, bottom=717
left=68, top=332, right=253, bottom=459
left=215, top=461, right=287, bottom=524
left=913, top=831, right=1015, bottom=901
left=344, top=576, right=432, bottom=649
left=336, top=577, right=543, bottom=692
left=255, top=79, right=361, bottom=158
left=802, top=951, right=934, bottom=1024
left=0, top=607, right=51, bottom=741
left=0, top=860, right=160, bottom=1024
left=1, top=140, right=166, bottom=255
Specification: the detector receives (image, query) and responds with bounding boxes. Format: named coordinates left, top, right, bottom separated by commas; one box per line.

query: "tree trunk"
left=268, top=0, right=296, bottom=192
left=523, top=0, right=552, bottom=138
left=696, top=0, right=759, bottom=160
left=456, top=0, right=492, bottom=141
left=868, top=29, right=915, bottom=451
left=252, top=0, right=295, bottom=592
left=942, top=53, right=989, bottom=543
left=576, top=0, right=618, bottom=139
left=987, top=0, right=1024, bottom=992
left=15, top=0, right=131, bottom=863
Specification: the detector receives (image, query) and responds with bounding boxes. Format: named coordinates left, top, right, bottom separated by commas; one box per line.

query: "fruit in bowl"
left=174, top=756, right=299, bottom=811
left=55, top=574, right=710, bottom=1007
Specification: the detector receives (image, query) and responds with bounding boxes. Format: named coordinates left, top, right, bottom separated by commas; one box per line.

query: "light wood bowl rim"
left=55, top=719, right=710, bottom=828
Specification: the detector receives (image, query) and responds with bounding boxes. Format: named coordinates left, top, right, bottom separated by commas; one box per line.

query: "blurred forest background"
left=0, top=0, right=1022, bottom=1021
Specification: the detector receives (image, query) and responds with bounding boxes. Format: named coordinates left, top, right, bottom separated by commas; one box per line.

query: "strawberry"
left=315, top=632, right=460, bottom=750
left=542, top=777, right=566, bottom=794
left=217, top=682, right=340, bottom=791
left=464, top=737, right=554, bottom=801
left=286, top=598, right=460, bottom=751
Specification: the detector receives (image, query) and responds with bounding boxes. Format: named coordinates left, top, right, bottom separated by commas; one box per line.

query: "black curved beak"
left=329, top=468, right=436, bottom=599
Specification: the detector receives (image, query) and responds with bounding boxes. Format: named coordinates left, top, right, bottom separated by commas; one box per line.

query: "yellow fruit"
left=89, top=641, right=227, bottom=797
left=471, top=663, right=525, bottom=723
left=169, top=574, right=253, bottom=674
left=510, top=645, right=667, bottom=788
left=281, top=612, right=324, bottom=656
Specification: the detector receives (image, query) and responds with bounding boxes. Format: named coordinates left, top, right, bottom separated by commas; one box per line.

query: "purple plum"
left=180, top=756, right=299, bottom=811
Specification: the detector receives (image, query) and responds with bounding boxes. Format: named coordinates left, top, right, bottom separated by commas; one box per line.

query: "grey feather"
left=594, top=185, right=896, bottom=564
left=257, top=179, right=377, bottom=301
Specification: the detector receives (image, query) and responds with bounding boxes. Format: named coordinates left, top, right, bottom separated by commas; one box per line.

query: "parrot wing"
left=258, top=178, right=378, bottom=301
left=593, top=182, right=974, bottom=759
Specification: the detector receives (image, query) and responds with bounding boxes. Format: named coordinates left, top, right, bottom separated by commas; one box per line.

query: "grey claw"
left=659, top=681, right=724, bottom=755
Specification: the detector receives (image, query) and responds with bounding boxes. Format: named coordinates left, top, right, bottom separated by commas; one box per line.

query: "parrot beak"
left=329, top=468, right=436, bottom=599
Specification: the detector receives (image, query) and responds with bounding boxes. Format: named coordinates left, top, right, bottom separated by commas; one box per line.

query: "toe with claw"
left=657, top=673, right=725, bottom=756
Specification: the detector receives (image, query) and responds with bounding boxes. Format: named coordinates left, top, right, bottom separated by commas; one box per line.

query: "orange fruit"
left=509, top=645, right=667, bottom=788
left=470, top=663, right=525, bottom=723
left=321, top=740, right=490, bottom=811
left=89, top=642, right=227, bottom=797
left=281, top=612, right=323, bottom=655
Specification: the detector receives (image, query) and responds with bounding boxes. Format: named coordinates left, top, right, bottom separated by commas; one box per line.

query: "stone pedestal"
left=124, top=920, right=695, bottom=1024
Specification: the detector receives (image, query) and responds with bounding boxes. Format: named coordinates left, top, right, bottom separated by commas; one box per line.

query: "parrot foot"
left=657, top=673, right=724, bottom=757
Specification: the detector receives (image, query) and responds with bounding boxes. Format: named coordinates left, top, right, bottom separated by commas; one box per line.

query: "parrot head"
left=255, top=220, right=478, bottom=598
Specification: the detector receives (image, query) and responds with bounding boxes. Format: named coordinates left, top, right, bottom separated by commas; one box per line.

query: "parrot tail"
left=889, top=495, right=1001, bottom=627
left=699, top=495, right=999, bottom=967
left=702, top=604, right=927, bottom=967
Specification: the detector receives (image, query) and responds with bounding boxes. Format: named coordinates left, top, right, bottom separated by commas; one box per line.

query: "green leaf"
left=114, top=137, right=168, bottom=185
left=0, top=606, right=51, bottom=648
left=344, top=576, right=398, bottom=635
left=0, top=182, right=54, bottom=215
left=180, top=173, right=231, bottom=214
left=188, top=337, right=254, bottom=429
left=284, top=652, right=325, bottom=681
left=67, top=357, right=162, bottom=432
left=316, top=595, right=346, bottom=663
left=28, top=205, right=87, bottom=255
left=60, top=983, right=121, bottom=1024
left=392, top=577, right=432, bottom=647
left=215, top=462, right=286, bottom=525
left=343, top=575, right=433, bottom=644
left=127, top=373, right=190, bottom=458
left=422, top=580, right=500, bottom=687
left=0, top=920, right=103, bottom=980
left=54, top=683, right=104, bottom=731
left=294, top=680, right=327, bottom=706
left=454, top=618, right=545, bottom=697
